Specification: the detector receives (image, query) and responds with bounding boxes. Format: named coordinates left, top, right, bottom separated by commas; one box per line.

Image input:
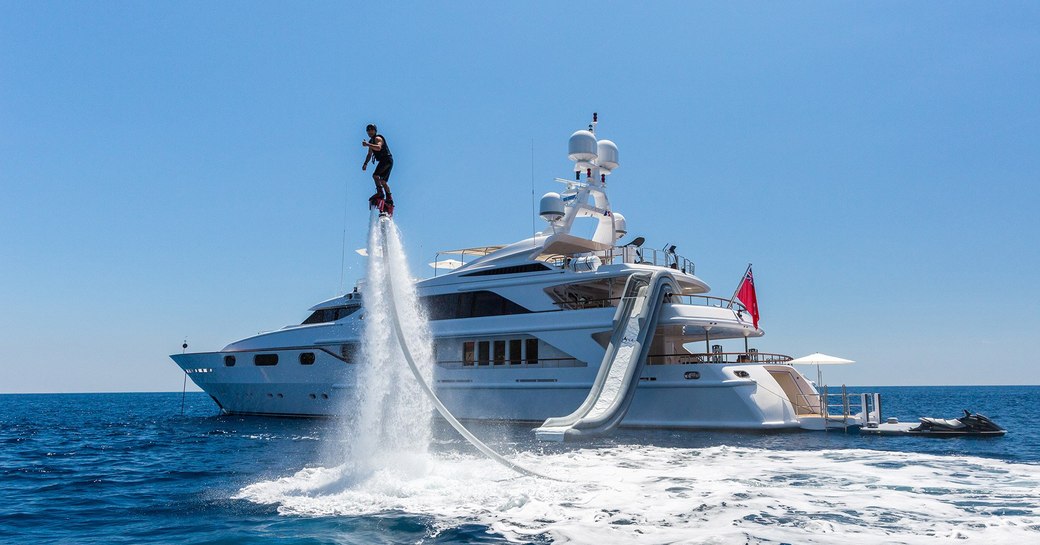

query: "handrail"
left=551, top=294, right=748, bottom=313
left=543, top=245, right=696, bottom=275
left=672, top=295, right=749, bottom=313
left=646, top=352, right=794, bottom=365
left=790, top=391, right=869, bottom=422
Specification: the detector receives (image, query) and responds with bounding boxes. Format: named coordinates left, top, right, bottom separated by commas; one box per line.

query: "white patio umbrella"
left=789, top=352, right=855, bottom=387
left=789, top=353, right=855, bottom=365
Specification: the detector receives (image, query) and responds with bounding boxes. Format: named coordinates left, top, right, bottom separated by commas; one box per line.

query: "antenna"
left=531, top=138, right=536, bottom=245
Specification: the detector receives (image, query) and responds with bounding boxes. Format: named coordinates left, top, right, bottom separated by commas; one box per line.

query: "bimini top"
left=436, top=245, right=506, bottom=258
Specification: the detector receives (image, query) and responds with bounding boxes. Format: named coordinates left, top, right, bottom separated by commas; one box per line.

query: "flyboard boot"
left=368, top=191, right=394, bottom=217
left=368, top=189, right=384, bottom=207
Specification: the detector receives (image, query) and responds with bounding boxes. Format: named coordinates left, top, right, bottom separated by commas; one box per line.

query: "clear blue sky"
left=2, top=2, right=1038, bottom=393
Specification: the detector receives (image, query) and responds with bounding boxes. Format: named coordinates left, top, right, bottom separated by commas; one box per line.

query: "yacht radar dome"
left=539, top=192, right=565, bottom=222
left=613, top=212, right=627, bottom=239
left=568, top=130, right=598, bottom=164
left=596, top=139, right=619, bottom=173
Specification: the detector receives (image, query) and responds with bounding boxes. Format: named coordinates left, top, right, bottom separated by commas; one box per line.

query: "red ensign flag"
left=736, top=266, right=760, bottom=329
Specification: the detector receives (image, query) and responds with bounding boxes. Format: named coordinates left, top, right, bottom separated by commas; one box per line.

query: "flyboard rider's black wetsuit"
left=367, top=133, right=393, bottom=215
left=370, top=134, right=393, bottom=188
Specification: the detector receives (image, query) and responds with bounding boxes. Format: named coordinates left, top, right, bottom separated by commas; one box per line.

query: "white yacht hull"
left=173, top=351, right=807, bottom=429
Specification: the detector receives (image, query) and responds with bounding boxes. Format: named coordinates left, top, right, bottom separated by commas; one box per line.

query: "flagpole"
left=727, top=263, right=752, bottom=309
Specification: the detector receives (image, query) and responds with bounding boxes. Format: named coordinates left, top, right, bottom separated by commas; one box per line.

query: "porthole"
left=224, top=355, right=236, bottom=367
left=734, top=370, right=750, bottom=378
left=684, top=371, right=700, bottom=380
left=277, top=393, right=283, bottom=398
left=309, top=393, right=316, bottom=400
left=321, top=393, right=329, bottom=400
left=299, top=352, right=315, bottom=365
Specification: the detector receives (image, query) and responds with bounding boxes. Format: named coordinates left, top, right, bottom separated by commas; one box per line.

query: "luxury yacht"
left=172, top=115, right=874, bottom=431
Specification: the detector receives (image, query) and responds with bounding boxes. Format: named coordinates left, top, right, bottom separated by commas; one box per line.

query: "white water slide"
left=535, top=270, right=678, bottom=441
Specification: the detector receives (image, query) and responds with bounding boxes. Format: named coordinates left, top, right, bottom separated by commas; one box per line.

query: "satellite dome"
left=539, top=192, right=565, bottom=222
left=613, top=213, right=627, bottom=239
left=596, top=139, right=619, bottom=172
left=568, top=130, right=598, bottom=162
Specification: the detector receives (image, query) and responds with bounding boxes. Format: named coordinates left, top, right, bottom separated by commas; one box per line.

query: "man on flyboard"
left=362, top=124, right=394, bottom=216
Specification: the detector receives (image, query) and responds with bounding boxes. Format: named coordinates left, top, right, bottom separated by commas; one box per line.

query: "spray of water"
left=325, top=213, right=436, bottom=479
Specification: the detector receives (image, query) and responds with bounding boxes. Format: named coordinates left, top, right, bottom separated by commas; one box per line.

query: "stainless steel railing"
left=646, top=351, right=794, bottom=365
left=808, top=386, right=882, bottom=431
left=551, top=294, right=749, bottom=313
left=544, top=245, right=695, bottom=275
left=671, top=294, right=749, bottom=314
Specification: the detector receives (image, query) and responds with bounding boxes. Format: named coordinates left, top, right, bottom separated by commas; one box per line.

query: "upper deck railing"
left=544, top=245, right=695, bottom=275
left=552, top=293, right=748, bottom=313
left=672, top=294, right=748, bottom=314
left=646, top=351, right=793, bottom=365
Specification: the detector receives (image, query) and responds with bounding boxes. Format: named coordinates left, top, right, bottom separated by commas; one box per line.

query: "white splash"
left=238, top=445, right=1040, bottom=544
left=326, top=214, right=435, bottom=477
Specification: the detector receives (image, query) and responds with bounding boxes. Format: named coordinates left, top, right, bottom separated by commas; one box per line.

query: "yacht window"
left=302, top=305, right=360, bottom=325
left=254, top=354, right=278, bottom=366
left=423, top=291, right=531, bottom=320
left=509, top=339, right=522, bottom=365
left=493, top=341, right=506, bottom=365
left=734, top=370, right=750, bottom=378
left=463, top=341, right=475, bottom=366
left=525, top=339, right=539, bottom=364
left=459, top=263, right=551, bottom=277
left=224, top=355, right=236, bottom=367
left=477, top=341, right=490, bottom=366
left=299, top=352, right=315, bottom=365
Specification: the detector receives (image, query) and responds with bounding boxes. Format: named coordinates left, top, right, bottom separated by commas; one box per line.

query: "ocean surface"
left=1, top=386, right=1038, bottom=544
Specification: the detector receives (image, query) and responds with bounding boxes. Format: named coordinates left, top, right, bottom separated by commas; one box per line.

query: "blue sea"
left=2, top=386, right=1038, bottom=544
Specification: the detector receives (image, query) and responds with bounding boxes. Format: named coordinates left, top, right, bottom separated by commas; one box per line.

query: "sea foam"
left=238, top=444, right=1040, bottom=544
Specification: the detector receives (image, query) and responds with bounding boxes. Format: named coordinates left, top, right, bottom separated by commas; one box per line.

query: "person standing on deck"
left=362, top=124, right=393, bottom=208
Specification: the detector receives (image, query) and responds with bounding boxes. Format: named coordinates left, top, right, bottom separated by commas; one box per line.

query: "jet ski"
left=907, top=410, right=1006, bottom=437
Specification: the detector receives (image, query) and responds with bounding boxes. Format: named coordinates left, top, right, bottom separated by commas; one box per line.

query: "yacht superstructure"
left=172, top=115, right=868, bottom=431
